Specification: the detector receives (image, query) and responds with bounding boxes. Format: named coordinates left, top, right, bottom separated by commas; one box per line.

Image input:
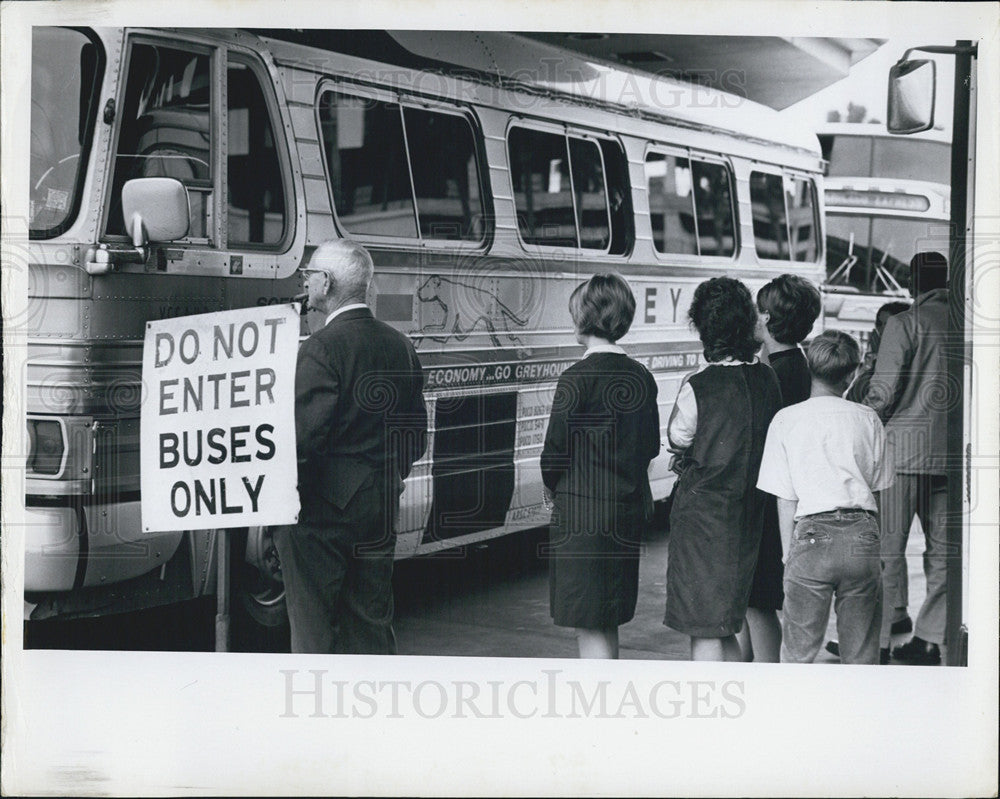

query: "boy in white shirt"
left=757, top=330, right=895, bottom=664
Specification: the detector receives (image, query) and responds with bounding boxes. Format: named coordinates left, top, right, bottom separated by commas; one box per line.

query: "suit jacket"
left=295, top=307, right=427, bottom=514
left=864, top=289, right=948, bottom=474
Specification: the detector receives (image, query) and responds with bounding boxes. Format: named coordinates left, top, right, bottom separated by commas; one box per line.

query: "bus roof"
left=256, top=29, right=821, bottom=157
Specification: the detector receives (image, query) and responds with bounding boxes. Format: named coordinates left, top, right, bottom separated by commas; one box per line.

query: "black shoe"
left=890, top=616, right=913, bottom=635
left=892, top=636, right=941, bottom=665
left=826, top=641, right=889, bottom=664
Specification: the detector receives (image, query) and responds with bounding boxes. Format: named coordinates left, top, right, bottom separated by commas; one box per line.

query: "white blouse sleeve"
left=667, top=380, right=697, bottom=450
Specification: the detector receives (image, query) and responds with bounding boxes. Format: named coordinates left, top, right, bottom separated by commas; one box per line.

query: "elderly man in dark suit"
left=274, top=240, right=427, bottom=654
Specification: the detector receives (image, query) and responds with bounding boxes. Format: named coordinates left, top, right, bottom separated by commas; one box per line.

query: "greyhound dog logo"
left=413, top=275, right=529, bottom=348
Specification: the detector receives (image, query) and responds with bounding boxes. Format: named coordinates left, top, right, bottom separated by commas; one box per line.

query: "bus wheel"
left=237, top=526, right=287, bottom=628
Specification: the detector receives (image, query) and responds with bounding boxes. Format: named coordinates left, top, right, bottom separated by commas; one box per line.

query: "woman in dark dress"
left=664, top=277, right=781, bottom=662
left=738, top=274, right=822, bottom=662
left=541, top=274, right=660, bottom=659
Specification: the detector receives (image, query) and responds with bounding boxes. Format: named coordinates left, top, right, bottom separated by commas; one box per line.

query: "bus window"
left=227, top=60, right=287, bottom=247
left=786, top=176, right=817, bottom=262
left=30, top=27, right=103, bottom=238
left=647, top=153, right=735, bottom=257
left=692, top=160, right=736, bottom=257
left=598, top=138, right=632, bottom=256
left=106, top=42, right=213, bottom=239
left=646, top=152, right=697, bottom=255
left=319, top=92, right=417, bottom=238
left=403, top=107, right=486, bottom=241
left=508, top=127, right=576, bottom=247
left=318, top=93, right=487, bottom=243
left=568, top=137, right=611, bottom=249
left=750, top=171, right=817, bottom=262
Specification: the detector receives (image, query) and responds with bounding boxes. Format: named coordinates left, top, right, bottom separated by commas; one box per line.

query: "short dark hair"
left=756, top=274, right=822, bottom=345
left=807, top=330, right=861, bottom=385
left=910, top=251, right=948, bottom=295
left=688, top=277, right=759, bottom=362
left=569, top=273, right=636, bottom=342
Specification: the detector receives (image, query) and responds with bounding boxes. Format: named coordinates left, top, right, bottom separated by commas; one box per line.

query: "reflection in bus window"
left=646, top=153, right=696, bottom=255
left=107, top=43, right=212, bottom=238
left=750, top=171, right=788, bottom=259
left=751, top=171, right=816, bottom=262
left=319, top=93, right=416, bottom=238
left=403, top=108, right=485, bottom=241
left=227, top=61, right=286, bottom=247
left=508, top=127, right=614, bottom=250
left=648, top=154, right=735, bottom=257
left=692, top=160, right=735, bottom=257
left=30, top=27, right=103, bottom=238
left=508, top=127, right=576, bottom=247
left=319, top=92, right=485, bottom=242
left=786, top=176, right=817, bottom=262
left=568, top=138, right=610, bottom=249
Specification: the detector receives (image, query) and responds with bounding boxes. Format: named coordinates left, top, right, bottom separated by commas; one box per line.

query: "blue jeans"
left=781, top=509, right=883, bottom=664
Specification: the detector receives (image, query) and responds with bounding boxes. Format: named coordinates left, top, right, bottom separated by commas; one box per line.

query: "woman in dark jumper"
left=738, top=273, right=822, bottom=662
left=664, top=277, right=782, bottom=662
left=541, top=274, right=660, bottom=659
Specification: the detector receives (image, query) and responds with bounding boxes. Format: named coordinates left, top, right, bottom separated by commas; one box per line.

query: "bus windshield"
left=30, top=27, right=103, bottom=238
left=826, top=214, right=943, bottom=293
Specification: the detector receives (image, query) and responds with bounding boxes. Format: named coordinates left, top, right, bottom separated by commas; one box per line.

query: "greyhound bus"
left=24, top=27, right=825, bottom=628
left=818, top=123, right=951, bottom=340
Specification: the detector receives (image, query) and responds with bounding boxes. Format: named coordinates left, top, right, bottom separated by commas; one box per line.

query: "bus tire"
left=234, top=526, right=288, bottom=629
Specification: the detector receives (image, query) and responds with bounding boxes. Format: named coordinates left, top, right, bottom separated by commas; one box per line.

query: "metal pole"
left=215, top=529, right=231, bottom=653
left=945, top=40, right=974, bottom=667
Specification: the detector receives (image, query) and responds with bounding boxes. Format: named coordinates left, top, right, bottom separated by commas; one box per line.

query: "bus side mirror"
left=122, top=177, right=190, bottom=247
left=887, top=58, right=936, bottom=134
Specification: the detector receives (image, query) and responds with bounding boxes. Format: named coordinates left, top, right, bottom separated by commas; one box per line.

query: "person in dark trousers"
left=541, top=273, right=660, bottom=659
left=826, top=298, right=911, bottom=660
left=864, top=251, right=950, bottom=665
left=664, top=277, right=782, bottom=662
left=757, top=330, right=894, bottom=664
left=274, top=240, right=427, bottom=654
left=738, top=274, right=822, bottom=662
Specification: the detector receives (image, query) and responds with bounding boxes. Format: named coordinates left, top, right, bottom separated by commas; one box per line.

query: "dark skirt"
left=549, top=494, right=642, bottom=629
left=747, top=498, right=784, bottom=611
left=663, top=485, right=766, bottom=638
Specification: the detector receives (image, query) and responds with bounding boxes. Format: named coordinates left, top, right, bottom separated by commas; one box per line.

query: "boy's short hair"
left=688, top=277, right=759, bottom=362
left=807, top=330, right=862, bottom=384
left=910, top=251, right=948, bottom=295
left=569, top=273, right=636, bottom=342
left=756, top=274, right=822, bottom=345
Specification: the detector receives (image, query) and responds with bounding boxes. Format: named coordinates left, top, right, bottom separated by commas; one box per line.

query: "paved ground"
left=393, top=517, right=938, bottom=665
left=26, top=517, right=938, bottom=664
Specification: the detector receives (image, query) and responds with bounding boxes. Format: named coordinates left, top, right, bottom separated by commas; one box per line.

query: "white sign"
left=140, top=305, right=301, bottom=532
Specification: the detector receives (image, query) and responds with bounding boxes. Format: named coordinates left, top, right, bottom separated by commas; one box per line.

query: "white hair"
left=309, top=239, right=373, bottom=302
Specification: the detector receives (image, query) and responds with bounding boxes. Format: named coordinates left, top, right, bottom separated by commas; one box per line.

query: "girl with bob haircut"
left=738, top=274, right=822, bottom=662
left=541, top=273, right=660, bottom=658
left=664, top=277, right=782, bottom=661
